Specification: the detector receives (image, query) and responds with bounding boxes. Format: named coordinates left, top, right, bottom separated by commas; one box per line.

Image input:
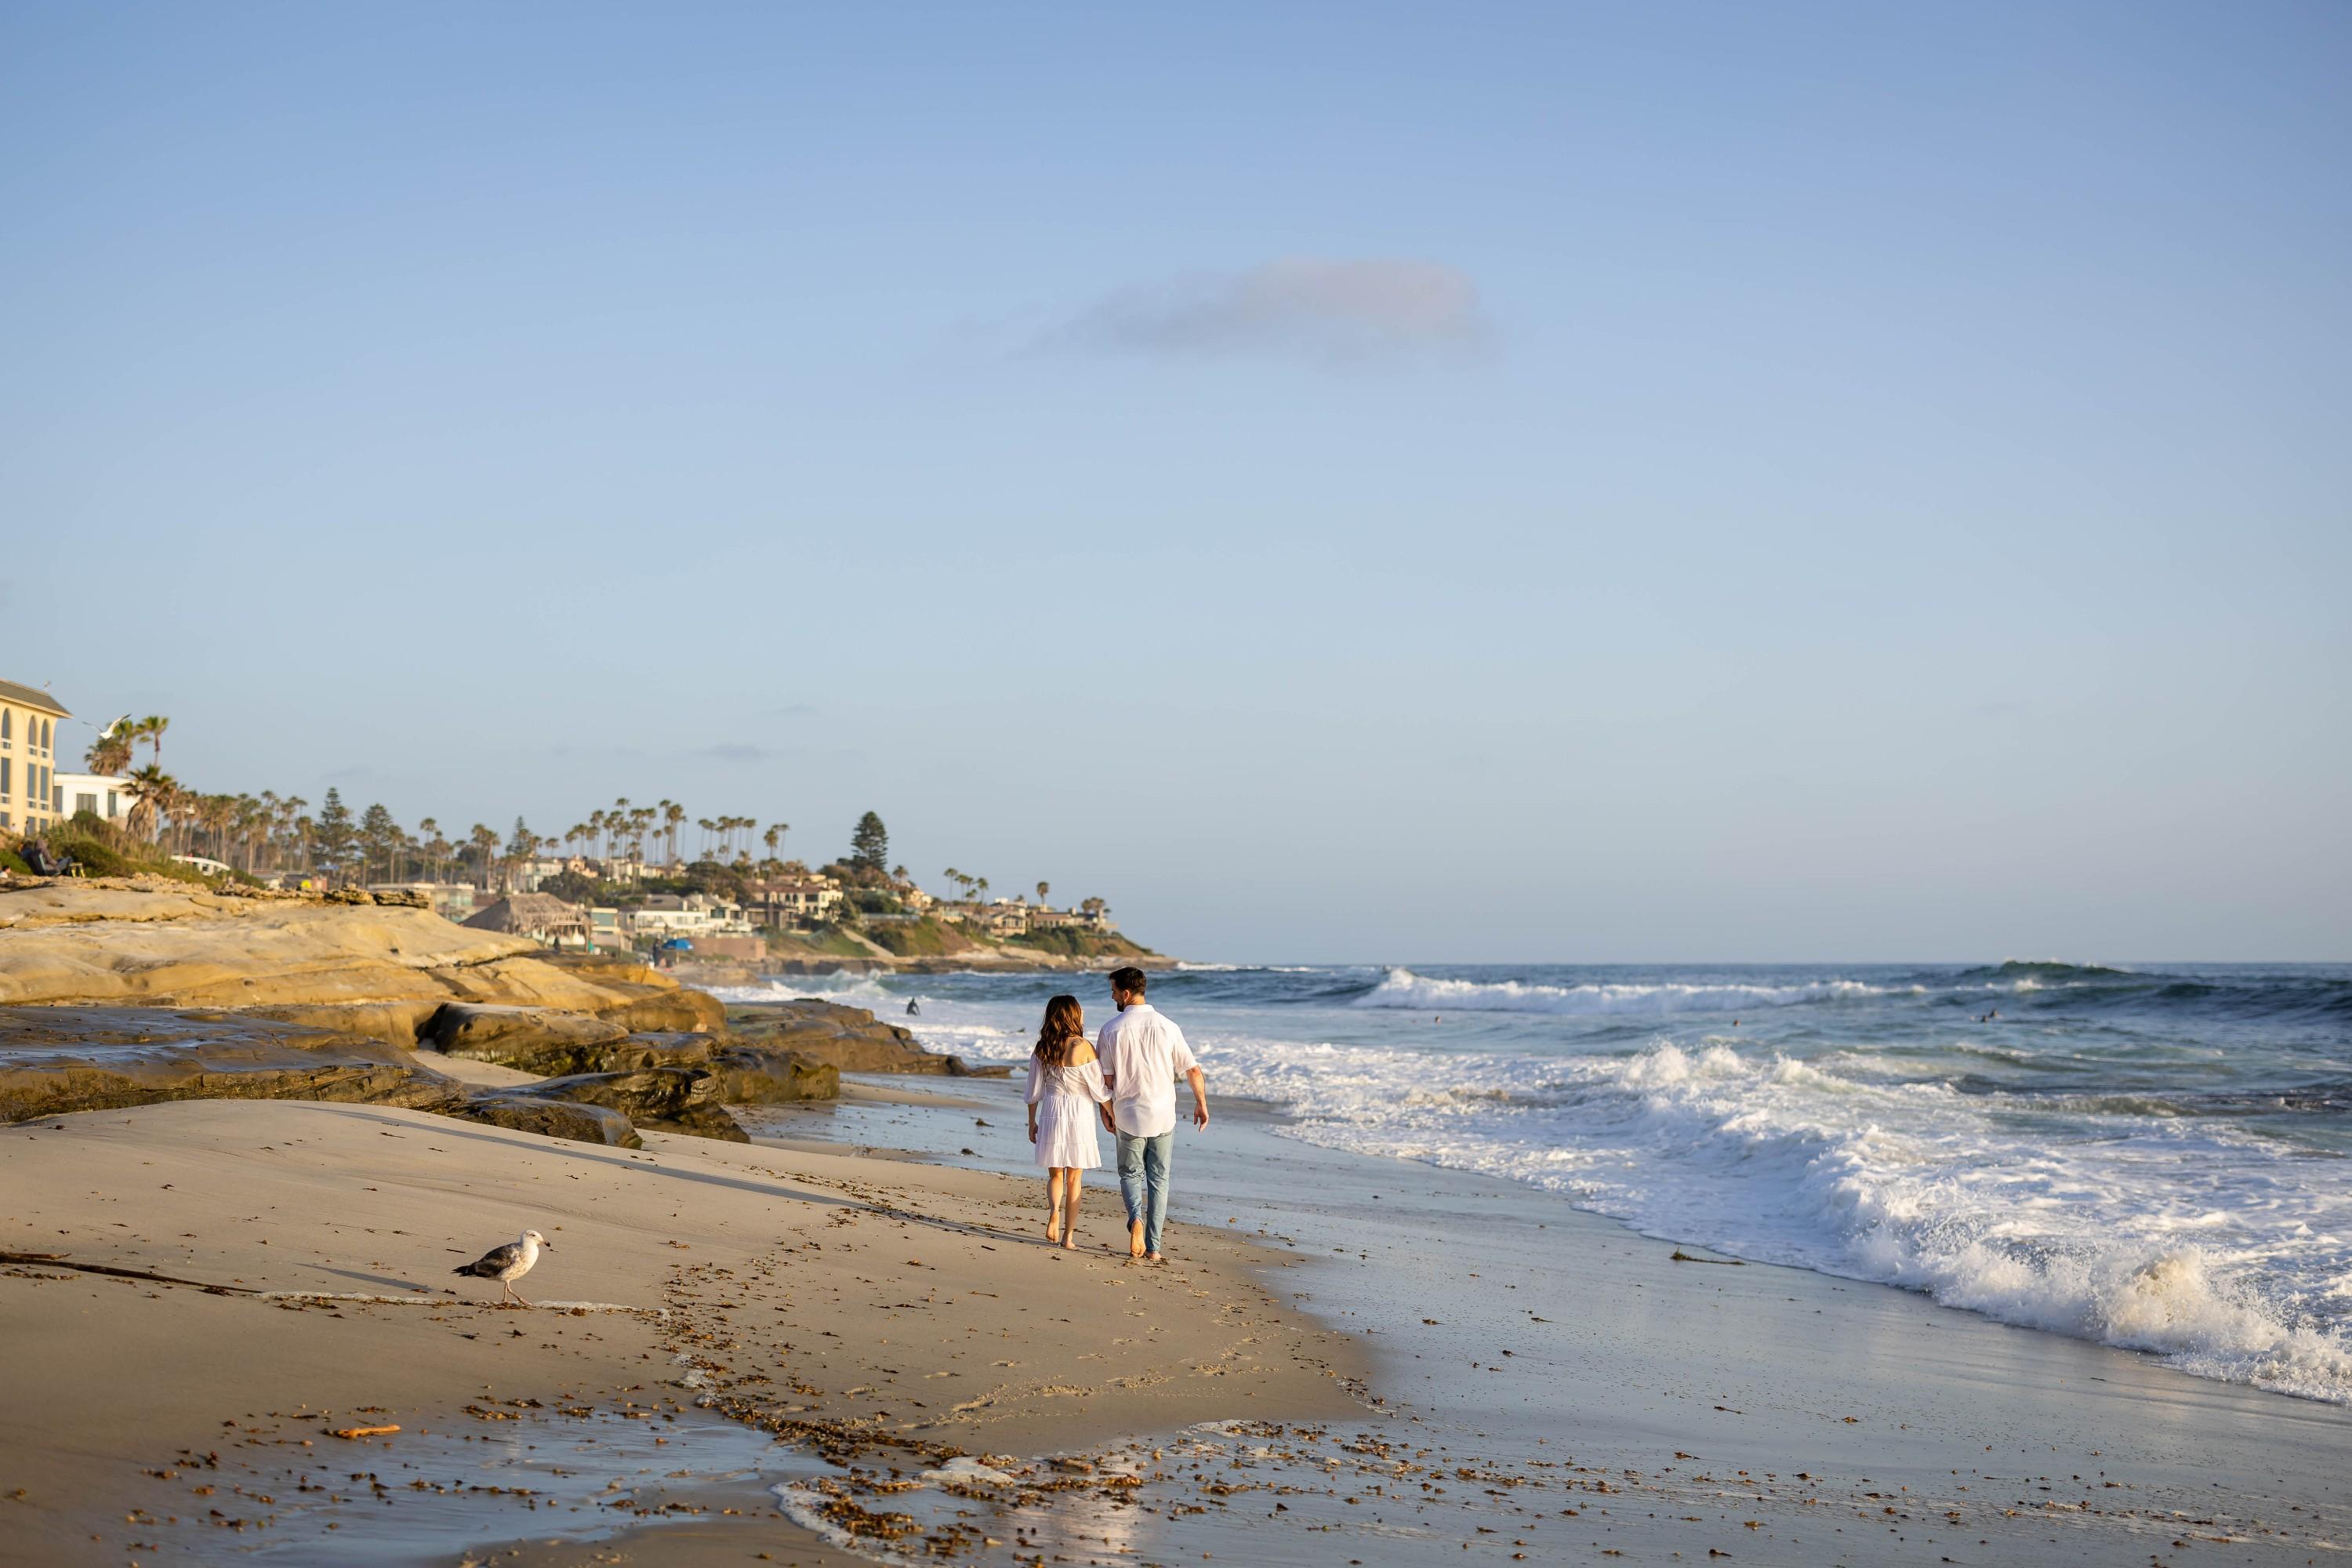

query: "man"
left=1094, top=965, right=1207, bottom=1263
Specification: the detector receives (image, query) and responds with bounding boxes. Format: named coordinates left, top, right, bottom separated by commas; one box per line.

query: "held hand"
left=1193, top=1103, right=1210, bottom=1131
left=1027, top=1123, right=1037, bottom=1144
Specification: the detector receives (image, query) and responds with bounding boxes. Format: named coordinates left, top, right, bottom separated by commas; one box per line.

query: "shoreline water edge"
left=2, top=956, right=2346, bottom=1566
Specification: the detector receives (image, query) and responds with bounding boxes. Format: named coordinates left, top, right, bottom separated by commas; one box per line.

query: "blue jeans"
left=1115, top=1130, right=1175, bottom=1254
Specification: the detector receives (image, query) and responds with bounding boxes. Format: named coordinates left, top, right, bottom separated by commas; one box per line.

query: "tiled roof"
left=0, top=678, right=70, bottom=717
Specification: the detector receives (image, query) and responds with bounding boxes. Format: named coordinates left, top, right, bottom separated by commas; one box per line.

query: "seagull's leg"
left=502, top=1279, right=521, bottom=1305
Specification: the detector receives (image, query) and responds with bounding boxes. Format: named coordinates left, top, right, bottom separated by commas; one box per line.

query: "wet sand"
left=0, top=1097, right=1362, bottom=1565
left=9, top=1077, right=2348, bottom=1566
left=746, top=1076, right=2352, bottom=1566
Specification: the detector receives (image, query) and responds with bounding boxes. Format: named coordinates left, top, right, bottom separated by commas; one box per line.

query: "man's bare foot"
left=1062, top=1232, right=1079, bottom=1250
left=1144, top=1252, right=1164, bottom=1265
left=1128, top=1219, right=1146, bottom=1258
left=1047, top=1207, right=1063, bottom=1243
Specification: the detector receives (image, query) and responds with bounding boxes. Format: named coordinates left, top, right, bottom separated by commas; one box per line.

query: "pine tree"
left=314, top=789, right=357, bottom=883
left=850, top=811, right=889, bottom=872
left=359, top=801, right=398, bottom=883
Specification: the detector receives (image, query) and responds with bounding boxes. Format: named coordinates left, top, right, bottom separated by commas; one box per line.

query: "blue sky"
left=4, top=2, right=2346, bottom=960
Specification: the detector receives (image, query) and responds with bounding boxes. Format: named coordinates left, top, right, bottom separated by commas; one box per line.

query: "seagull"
left=452, top=1229, right=552, bottom=1305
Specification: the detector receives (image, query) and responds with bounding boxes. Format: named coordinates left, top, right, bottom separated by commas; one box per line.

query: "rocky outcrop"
left=709, top=1042, right=840, bottom=1103
left=437, top=1094, right=644, bottom=1148
left=0, top=1004, right=650, bottom=1144
left=0, top=1007, right=441, bottom=1123
left=595, top=984, right=729, bottom=1035
left=727, top=999, right=1001, bottom=1075
left=421, top=1003, right=631, bottom=1069
left=0, top=880, right=718, bottom=1025
left=497, top=1067, right=750, bottom=1142
left=423, top=1005, right=840, bottom=1106
left=0, top=883, right=840, bottom=1145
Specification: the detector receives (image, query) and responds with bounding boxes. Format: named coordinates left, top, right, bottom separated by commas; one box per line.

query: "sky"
left=2, top=2, right=2346, bottom=963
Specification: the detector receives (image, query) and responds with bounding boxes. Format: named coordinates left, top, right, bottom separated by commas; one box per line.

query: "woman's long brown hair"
left=1033, top=994, right=1087, bottom=1066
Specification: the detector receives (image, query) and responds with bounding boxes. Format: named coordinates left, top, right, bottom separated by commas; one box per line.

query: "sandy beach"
left=9, top=1058, right=2348, bottom=1566
left=0, top=1092, right=1363, bottom=1566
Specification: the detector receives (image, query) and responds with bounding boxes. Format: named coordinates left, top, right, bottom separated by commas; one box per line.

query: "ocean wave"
left=710, top=972, right=899, bottom=1007
left=1967, top=959, right=2141, bottom=981
left=1350, top=967, right=1896, bottom=1016
left=1195, top=1030, right=2352, bottom=1405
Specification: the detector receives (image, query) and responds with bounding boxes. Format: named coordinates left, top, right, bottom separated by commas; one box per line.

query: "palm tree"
left=1036, top=880, right=1050, bottom=906
left=125, top=765, right=174, bottom=844
left=468, top=823, right=499, bottom=891
left=136, top=714, right=170, bottom=763
left=662, top=800, right=684, bottom=866
left=85, top=730, right=132, bottom=776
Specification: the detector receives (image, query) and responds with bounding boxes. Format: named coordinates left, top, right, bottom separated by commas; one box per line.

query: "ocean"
left=718, top=960, right=2352, bottom=1406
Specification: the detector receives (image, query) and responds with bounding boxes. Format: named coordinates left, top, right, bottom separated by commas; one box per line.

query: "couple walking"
left=1024, top=966, right=1207, bottom=1262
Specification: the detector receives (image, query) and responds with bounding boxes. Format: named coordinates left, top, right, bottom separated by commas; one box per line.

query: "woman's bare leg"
left=1062, top=1170, right=1083, bottom=1249
left=1045, top=1169, right=1065, bottom=1242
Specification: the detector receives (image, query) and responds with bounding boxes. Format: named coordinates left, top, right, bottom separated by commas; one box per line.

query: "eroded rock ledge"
left=0, top=880, right=963, bottom=1145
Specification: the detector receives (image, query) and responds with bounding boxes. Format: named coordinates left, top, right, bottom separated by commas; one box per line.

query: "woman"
left=1025, top=993, right=1111, bottom=1250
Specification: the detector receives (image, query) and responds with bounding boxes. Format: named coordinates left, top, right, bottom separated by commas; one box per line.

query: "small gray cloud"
left=1046, top=258, right=1489, bottom=368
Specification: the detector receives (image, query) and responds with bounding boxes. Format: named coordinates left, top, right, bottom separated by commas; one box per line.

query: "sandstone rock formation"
left=726, top=999, right=1004, bottom=1075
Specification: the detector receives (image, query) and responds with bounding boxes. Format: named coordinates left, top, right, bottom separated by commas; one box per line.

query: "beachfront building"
left=463, top=892, right=593, bottom=949
left=0, top=678, right=70, bottom=837
left=626, top=891, right=757, bottom=940
left=590, top=906, right=624, bottom=949
left=981, top=900, right=1031, bottom=938
left=742, top=874, right=843, bottom=929
left=53, top=770, right=129, bottom=824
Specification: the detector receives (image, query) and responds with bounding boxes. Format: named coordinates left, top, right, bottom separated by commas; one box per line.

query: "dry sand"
left=0, top=1098, right=1364, bottom=1565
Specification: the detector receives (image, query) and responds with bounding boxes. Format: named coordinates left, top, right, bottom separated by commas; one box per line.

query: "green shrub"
left=860, top=916, right=974, bottom=957
left=1002, top=926, right=1155, bottom=960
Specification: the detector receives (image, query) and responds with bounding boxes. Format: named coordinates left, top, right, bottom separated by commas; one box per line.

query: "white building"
left=53, top=771, right=129, bottom=824
left=626, top=892, right=757, bottom=939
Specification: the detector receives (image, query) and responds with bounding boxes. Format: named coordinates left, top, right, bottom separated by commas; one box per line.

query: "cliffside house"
left=53, top=770, right=127, bottom=824
left=0, top=678, right=70, bottom=837
left=626, top=891, right=756, bottom=939
left=463, top=892, right=593, bottom=949
left=743, top=874, right=843, bottom=929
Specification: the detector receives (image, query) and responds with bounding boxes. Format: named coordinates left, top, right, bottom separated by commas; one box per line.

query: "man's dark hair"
left=1108, top=966, right=1147, bottom=996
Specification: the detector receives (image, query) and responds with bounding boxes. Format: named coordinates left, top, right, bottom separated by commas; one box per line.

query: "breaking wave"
left=1202, top=1033, right=2352, bottom=1404
left=1351, top=967, right=1894, bottom=1015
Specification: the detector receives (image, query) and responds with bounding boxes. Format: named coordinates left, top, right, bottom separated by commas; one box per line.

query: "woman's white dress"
left=1027, top=1055, right=1111, bottom=1169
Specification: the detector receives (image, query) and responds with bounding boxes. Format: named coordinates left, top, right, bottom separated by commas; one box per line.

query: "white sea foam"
left=1188, top=1029, right=2352, bottom=1404
left=712, top=971, right=899, bottom=1007
left=1352, top=967, right=1902, bottom=1015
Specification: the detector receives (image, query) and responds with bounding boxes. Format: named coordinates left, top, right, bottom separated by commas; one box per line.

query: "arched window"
left=41, top=718, right=51, bottom=750
left=1, top=710, right=11, bottom=741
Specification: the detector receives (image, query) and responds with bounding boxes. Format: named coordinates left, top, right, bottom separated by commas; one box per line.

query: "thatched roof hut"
left=462, top=892, right=591, bottom=947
